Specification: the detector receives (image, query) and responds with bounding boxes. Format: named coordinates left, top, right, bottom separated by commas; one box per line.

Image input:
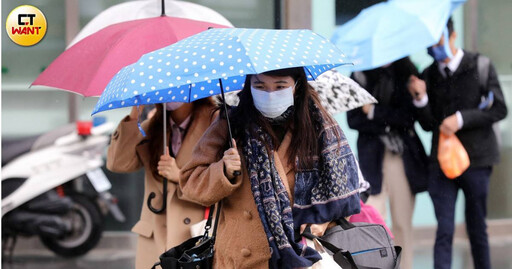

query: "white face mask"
left=165, top=102, right=184, bottom=111
left=251, top=86, right=294, bottom=118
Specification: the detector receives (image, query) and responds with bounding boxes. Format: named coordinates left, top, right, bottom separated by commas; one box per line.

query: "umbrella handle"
left=219, top=79, right=241, bottom=177
left=147, top=102, right=170, bottom=214
left=147, top=178, right=168, bottom=214
left=227, top=128, right=240, bottom=177
left=226, top=116, right=241, bottom=176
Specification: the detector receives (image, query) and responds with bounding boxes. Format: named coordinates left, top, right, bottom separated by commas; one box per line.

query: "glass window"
left=78, top=0, right=126, bottom=29
left=470, top=1, right=512, bottom=75
left=184, top=0, right=277, bottom=28
left=2, top=0, right=69, bottom=137
left=335, top=0, right=384, bottom=25
left=2, top=0, right=66, bottom=85
left=471, top=1, right=512, bottom=219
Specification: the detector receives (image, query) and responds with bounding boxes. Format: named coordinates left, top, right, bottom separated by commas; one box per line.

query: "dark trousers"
left=428, top=165, right=492, bottom=269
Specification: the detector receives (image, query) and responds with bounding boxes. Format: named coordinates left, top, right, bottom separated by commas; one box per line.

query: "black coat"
left=417, top=50, right=508, bottom=167
left=348, top=58, right=429, bottom=195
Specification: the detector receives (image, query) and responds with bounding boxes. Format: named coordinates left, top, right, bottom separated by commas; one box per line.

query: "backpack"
left=477, top=55, right=502, bottom=148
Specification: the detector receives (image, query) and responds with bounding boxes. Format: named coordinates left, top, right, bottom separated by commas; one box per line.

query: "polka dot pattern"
left=93, top=28, right=348, bottom=115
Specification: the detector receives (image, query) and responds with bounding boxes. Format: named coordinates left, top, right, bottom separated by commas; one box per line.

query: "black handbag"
left=151, top=202, right=222, bottom=269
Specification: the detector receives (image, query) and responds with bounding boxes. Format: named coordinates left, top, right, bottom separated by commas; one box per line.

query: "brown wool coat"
left=107, top=103, right=217, bottom=269
left=179, top=118, right=298, bottom=269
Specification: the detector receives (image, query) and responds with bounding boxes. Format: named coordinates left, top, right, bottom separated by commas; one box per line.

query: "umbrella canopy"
left=31, top=2, right=232, bottom=215
left=221, top=69, right=377, bottom=115
left=93, top=28, right=349, bottom=213
left=92, top=28, right=349, bottom=115
left=32, top=16, right=230, bottom=96
left=331, top=0, right=466, bottom=72
left=68, top=0, right=233, bottom=47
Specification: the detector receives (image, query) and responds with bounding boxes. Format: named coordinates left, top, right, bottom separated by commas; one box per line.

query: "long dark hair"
left=226, top=67, right=337, bottom=170
left=147, top=98, right=215, bottom=179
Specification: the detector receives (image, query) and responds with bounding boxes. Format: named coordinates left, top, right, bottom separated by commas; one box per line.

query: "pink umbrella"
left=32, top=16, right=229, bottom=96
left=32, top=13, right=230, bottom=215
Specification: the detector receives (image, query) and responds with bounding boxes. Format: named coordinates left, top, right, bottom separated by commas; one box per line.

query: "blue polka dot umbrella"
left=93, top=28, right=350, bottom=181
left=92, top=28, right=350, bottom=115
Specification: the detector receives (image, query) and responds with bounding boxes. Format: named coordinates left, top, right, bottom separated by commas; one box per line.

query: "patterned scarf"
left=242, top=102, right=361, bottom=269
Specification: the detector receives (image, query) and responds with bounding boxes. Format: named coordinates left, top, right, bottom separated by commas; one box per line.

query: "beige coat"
left=180, top=118, right=298, bottom=269
left=107, top=104, right=217, bottom=269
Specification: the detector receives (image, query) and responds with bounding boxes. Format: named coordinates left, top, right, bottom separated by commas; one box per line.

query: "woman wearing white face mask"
left=106, top=98, right=217, bottom=269
left=180, top=67, right=361, bottom=269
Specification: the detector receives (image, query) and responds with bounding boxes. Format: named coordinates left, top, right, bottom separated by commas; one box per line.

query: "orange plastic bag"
left=437, top=133, right=470, bottom=179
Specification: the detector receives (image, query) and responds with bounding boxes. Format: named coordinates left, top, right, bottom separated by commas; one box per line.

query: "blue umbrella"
left=93, top=28, right=348, bottom=114
left=331, top=0, right=466, bottom=72
left=94, top=28, right=349, bottom=212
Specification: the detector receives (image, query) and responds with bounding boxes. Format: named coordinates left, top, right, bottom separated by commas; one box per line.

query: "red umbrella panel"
left=32, top=16, right=229, bottom=96
left=32, top=16, right=229, bottom=215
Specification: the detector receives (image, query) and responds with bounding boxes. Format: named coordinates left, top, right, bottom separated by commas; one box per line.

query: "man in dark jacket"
left=408, top=18, right=507, bottom=269
left=348, top=57, right=428, bottom=269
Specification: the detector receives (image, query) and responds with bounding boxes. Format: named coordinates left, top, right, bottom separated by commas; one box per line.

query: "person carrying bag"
left=407, top=18, right=507, bottom=269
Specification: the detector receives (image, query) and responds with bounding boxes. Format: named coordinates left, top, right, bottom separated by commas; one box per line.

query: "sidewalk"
left=2, top=232, right=137, bottom=269
left=3, top=220, right=512, bottom=269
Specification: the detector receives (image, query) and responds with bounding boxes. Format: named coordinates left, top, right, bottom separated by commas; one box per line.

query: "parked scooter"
left=1, top=118, right=125, bottom=259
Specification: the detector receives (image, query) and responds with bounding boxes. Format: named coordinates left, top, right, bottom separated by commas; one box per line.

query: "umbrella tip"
left=160, top=0, right=165, bottom=16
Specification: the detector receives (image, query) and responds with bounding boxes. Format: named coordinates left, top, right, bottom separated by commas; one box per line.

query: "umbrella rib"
left=304, top=67, right=316, bottom=80
left=188, top=83, right=192, bottom=103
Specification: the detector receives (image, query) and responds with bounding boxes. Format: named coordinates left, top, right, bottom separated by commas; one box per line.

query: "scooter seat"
left=1, top=135, right=39, bottom=166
